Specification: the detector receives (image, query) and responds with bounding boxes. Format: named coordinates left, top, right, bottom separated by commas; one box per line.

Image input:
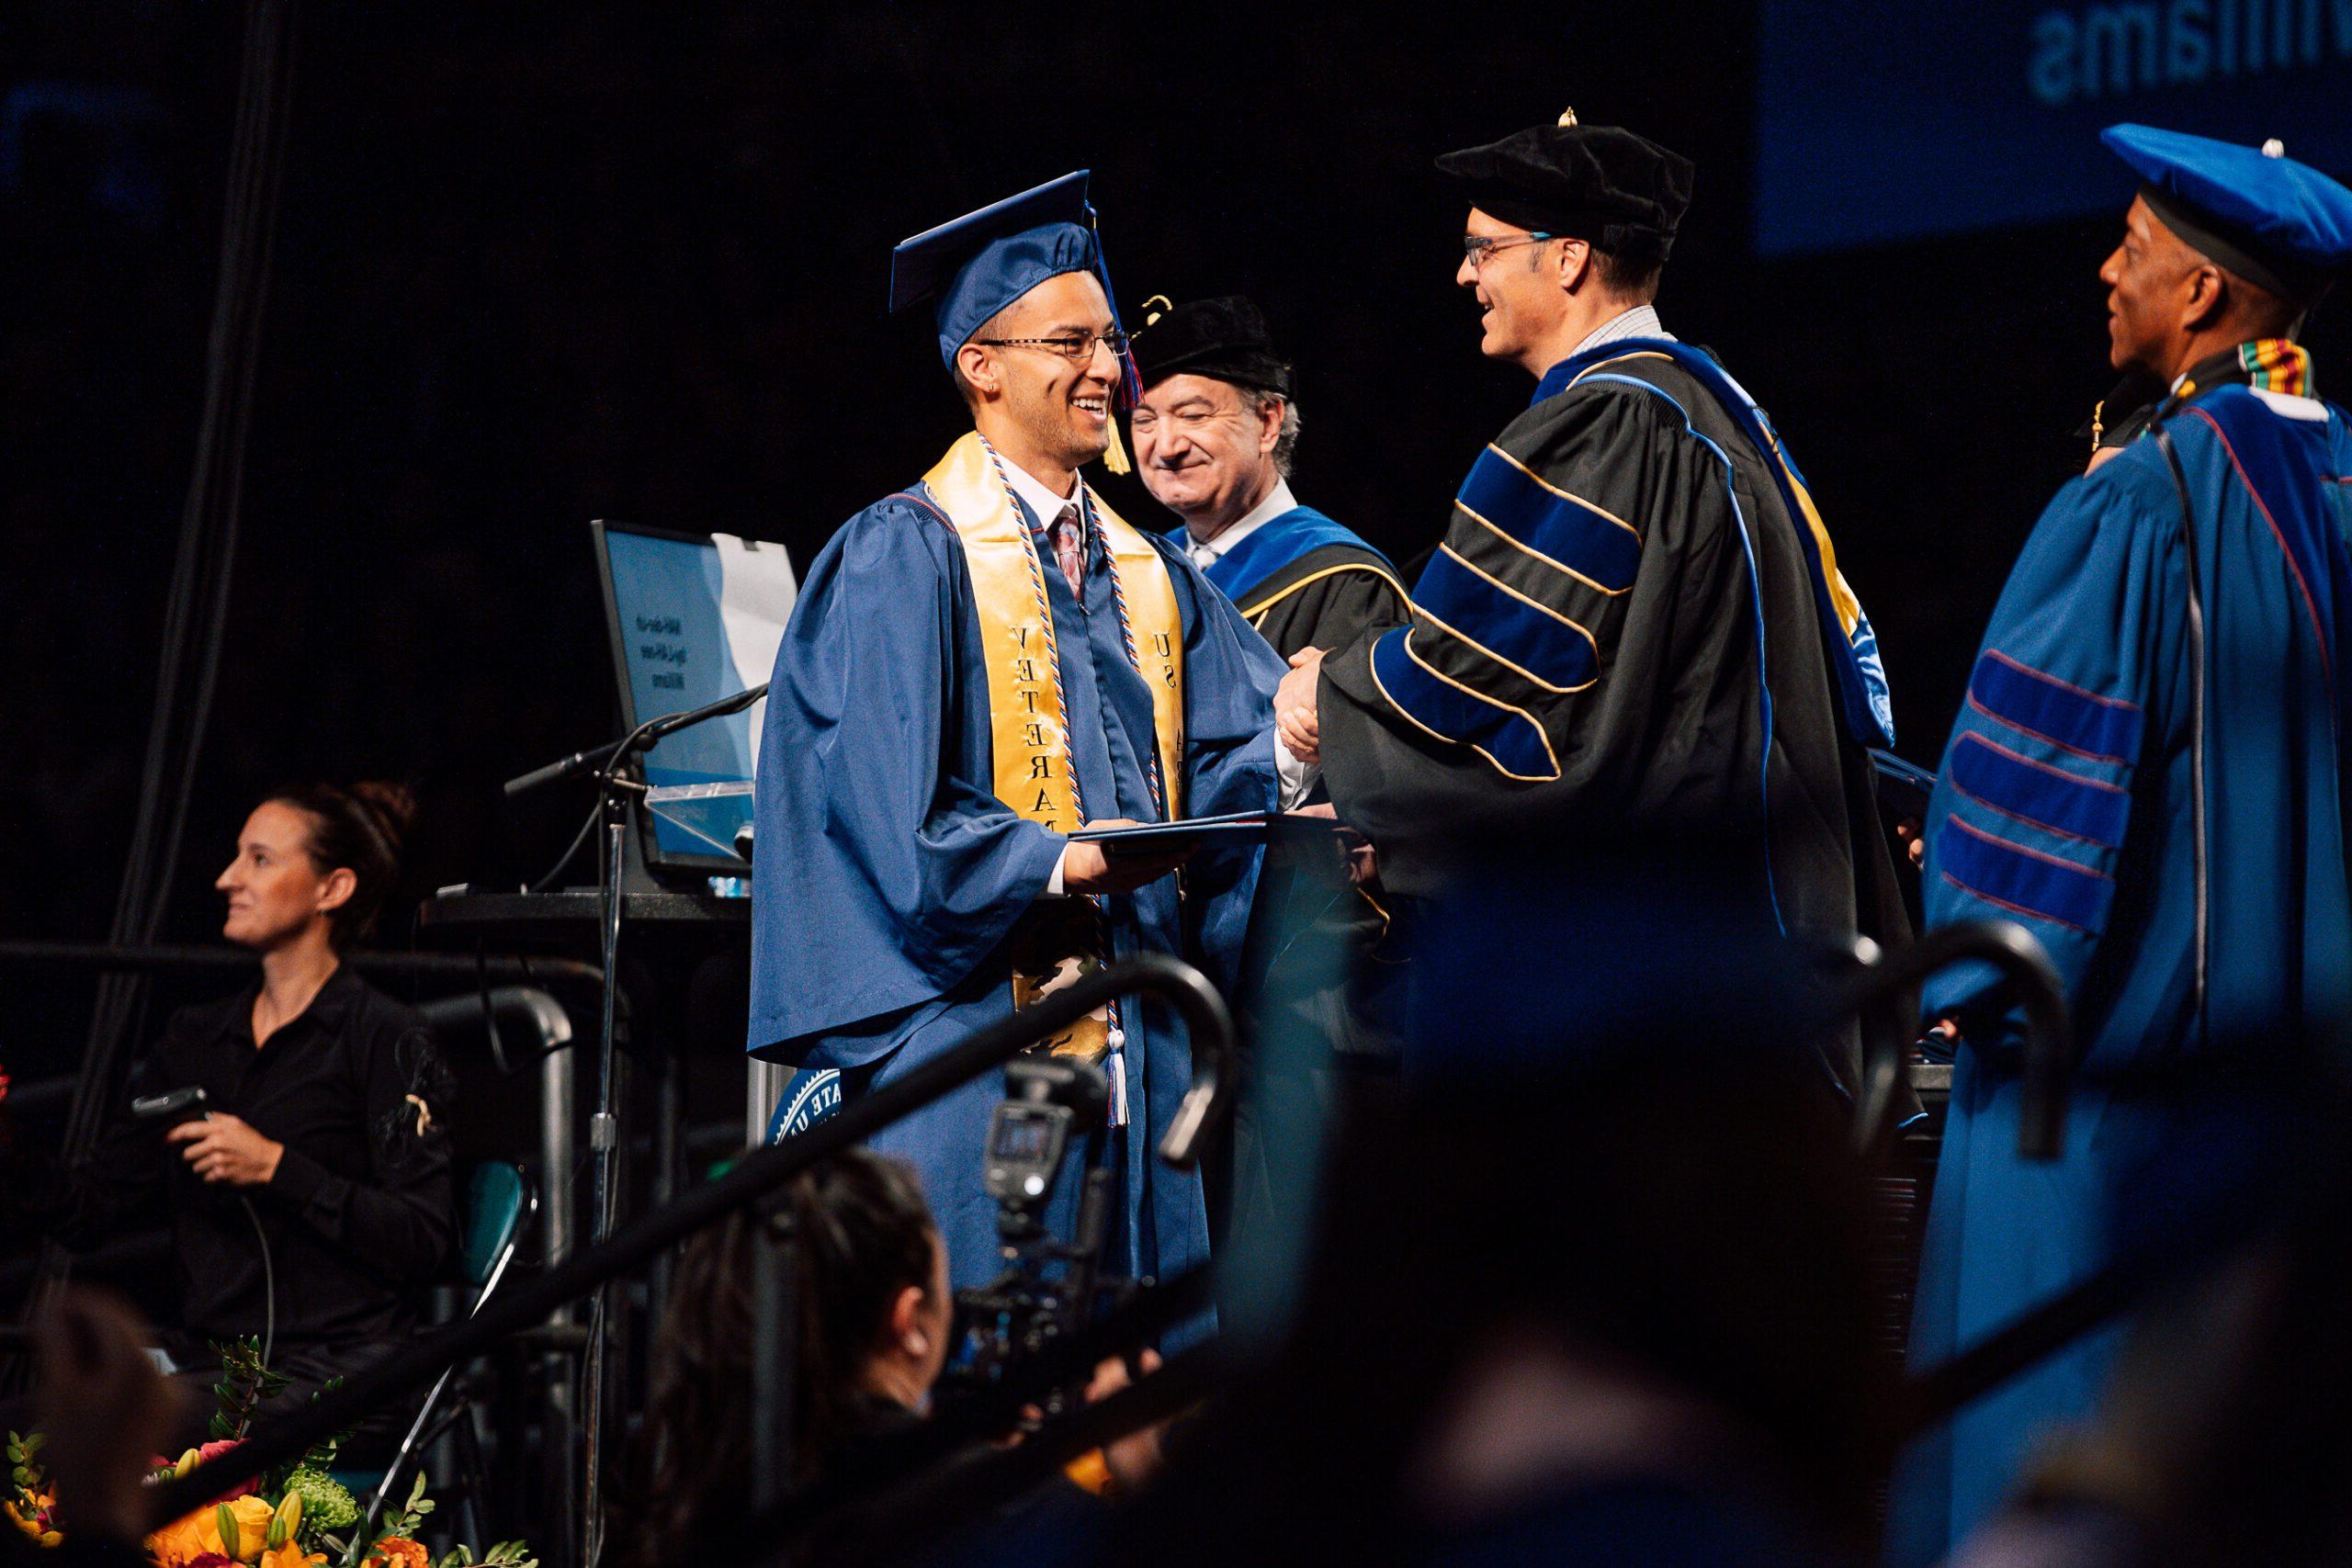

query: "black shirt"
left=53, top=964, right=455, bottom=1352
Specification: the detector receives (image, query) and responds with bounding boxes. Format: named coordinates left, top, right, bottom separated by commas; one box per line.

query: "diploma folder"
left=1868, top=749, right=1939, bottom=822
left=1069, top=811, right=1353, bottom=857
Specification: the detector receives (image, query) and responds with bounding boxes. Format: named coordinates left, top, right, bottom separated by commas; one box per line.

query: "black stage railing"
left=140, top=951, right=1234, bottom=1530
left=0, top=940, right=603, bottom=992
left=34, top=919, right=2188, bottom=1558
left=1840, top=919, right=2074, bottom=1159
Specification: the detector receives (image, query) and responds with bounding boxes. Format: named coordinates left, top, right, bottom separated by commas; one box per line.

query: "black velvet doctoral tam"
left=1437, top=121, right=1694, bottom=260
left=1132, top=294, right=1295, bottom=396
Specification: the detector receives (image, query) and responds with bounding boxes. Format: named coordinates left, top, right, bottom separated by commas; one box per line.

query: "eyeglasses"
left=972, top=327, right=1132, bottom=363
left=1461, top=231, right=1556, bottom=267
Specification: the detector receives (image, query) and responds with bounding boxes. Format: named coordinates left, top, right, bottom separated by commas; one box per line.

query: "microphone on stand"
left=503, top=683, right=770, bottom=797
left=502, top=743, right=620, bottom=798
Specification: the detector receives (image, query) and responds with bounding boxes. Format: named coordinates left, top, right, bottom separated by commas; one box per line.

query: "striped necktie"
left=1047, top=504, right=1085, bottom=595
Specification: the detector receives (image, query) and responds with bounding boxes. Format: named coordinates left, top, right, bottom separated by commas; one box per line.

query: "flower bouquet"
left=6, top=1338, right=535, bottom=1568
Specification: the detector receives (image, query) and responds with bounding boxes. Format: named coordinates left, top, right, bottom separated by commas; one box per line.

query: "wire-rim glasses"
left=973, top=327, right=1133, bottom=363
left=1462, top=231, right=1557, bottom=267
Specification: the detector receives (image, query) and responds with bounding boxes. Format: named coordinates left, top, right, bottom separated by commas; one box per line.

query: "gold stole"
left=920, top=432, right=1183, bottom=1059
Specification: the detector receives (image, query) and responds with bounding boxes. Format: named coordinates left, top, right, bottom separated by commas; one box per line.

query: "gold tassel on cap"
left=1098, top=292, right=1168, bottom=476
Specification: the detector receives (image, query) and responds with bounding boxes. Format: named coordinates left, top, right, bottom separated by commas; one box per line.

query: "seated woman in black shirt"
left=45, top=782, right=454, bottom=1461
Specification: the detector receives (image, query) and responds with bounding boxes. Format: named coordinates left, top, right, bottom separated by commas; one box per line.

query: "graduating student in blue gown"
left=1894, top=126, right=2352, bottom=1562
left=745, top=174, right=1288, bottom=1295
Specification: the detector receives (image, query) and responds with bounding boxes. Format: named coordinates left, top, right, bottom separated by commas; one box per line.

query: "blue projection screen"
left=1757, top=0, right=2352, bottom=256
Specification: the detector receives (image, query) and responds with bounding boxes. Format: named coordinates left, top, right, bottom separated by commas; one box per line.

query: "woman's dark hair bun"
left=346, top=779, right=419, bottom=849
left=267, top=779, right=417, bottom=948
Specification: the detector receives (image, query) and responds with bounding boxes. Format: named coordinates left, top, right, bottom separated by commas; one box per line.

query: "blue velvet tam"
left=2103, top=123, right=2352, bottom=302
left=888, top=170, right=1137, bottom=399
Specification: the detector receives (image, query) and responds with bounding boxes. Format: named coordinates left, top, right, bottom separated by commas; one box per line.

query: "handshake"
left=1273, top=647, right=1326, bottom=765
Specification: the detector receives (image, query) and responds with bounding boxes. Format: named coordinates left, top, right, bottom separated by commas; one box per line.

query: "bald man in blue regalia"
left=744, top=174, right=1292, bottom=1297
left=1894, top=127, right=2352, bottom=1561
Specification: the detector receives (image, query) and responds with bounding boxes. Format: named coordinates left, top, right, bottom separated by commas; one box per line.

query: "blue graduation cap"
left=888, top=170, right=1141, bottom=406
left=2103, top=123, right=2352, bottom=303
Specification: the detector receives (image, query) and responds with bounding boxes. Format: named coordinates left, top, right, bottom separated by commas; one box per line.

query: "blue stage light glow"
left=1756, top=0, right=2352, bottom=256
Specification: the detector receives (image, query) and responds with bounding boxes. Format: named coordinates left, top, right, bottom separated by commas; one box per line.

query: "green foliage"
left=209, top=1336, right=289, bottom=1441
left=433, top=1543, right=537, bottom=1568
left=6, top=1430, right=49, bottom=1502
left=262, top=1378, right=350, bottom=1498
left=286, top=1467, right=359, bottom=1550
left=297, top=1378, right=348, bottom=1474
left=377, top=1470, right=436, bottom=1541
left=314, top=1468, right=529, bottom=1568
left=343, top=1472, right=435, bottom=1562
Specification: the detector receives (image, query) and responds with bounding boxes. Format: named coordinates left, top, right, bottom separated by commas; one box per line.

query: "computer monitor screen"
left=594, top=520, right=797, bottom=874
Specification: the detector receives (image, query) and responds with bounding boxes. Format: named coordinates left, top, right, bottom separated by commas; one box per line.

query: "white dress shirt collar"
left=999, top=455, right=1082, bottom=536
left=1185, top=479, right=1297, bottom=567
left=1566, top=302, right=1671, bottom=360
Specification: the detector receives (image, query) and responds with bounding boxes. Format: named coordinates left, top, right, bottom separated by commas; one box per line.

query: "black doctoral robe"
left=1234, top=540, right=1411, bottom=659
left=1317, top=338, right=1908, bottom=1081
left=1174, top=504, right=1414, bottom=1235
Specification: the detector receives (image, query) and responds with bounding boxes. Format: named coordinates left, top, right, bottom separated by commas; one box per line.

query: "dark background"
left=6, top=2, right=2344, bottom=1106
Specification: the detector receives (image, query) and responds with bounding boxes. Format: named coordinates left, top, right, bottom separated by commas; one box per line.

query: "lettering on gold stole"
left=920, top=431, right=1187, bottom=1064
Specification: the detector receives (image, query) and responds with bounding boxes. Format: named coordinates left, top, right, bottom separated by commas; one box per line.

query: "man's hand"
left=1894, top=817, right=1927, bottom=869
left=166, top=1112, right=284, bottom=1187
left=1289, top=801, right=1378, bottom=886
left=1274, top=647, right=1325, bottom=766
left=1061, top=820, right=1191, bottom=895
left=1086, top=1348, right=1170, bottom=1493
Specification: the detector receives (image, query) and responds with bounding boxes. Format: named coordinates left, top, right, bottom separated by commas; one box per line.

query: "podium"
left=416, top=857, right=757, bottom=1563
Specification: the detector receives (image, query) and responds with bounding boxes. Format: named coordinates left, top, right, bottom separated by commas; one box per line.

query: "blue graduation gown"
left=1894, top=380, right=2352, bottom=1560
left=747, top=475, right=1285, bottom=1294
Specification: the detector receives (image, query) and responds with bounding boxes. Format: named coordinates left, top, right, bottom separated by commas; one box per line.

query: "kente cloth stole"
left=2174, top=338, right=2315, bottom=402
left=915, top=431, right=1183, bottom=1077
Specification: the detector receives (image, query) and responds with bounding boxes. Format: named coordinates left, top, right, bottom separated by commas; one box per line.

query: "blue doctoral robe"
left=747, top=473, right=1285, bottom=1296
left=1165, top=504, right=1408, bottom=663
left=1894, top=378, right=2352, bottom=1560
left=1170, top=504, right=1374, bottom=601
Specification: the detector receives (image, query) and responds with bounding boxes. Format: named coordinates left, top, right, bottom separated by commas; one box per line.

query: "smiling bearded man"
left=746, top=173, right=1292, bottom=1298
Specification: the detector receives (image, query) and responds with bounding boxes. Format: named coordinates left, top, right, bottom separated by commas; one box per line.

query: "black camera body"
left=130, top=1085, right=209, bottom=1125
left=979, top=1057, right=1104, bottom=1232
left=949, top=1055, right=1121, bottom=1411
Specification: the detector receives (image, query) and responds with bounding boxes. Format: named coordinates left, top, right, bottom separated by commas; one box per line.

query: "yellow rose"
left=226, top=1494, right=277, bottom=1562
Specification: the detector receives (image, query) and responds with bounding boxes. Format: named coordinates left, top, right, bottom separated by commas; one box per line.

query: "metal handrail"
left=141, top=952, right=1234, bottom=1529
left=1839, top=919, right=2075, bottom=1159
left=0, top=940, right=603, bottom=991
